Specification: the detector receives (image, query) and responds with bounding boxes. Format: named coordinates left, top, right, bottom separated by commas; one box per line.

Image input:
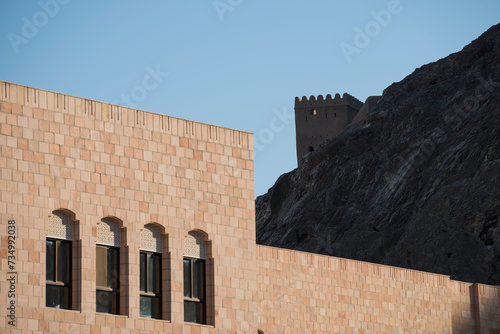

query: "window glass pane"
left=96, top=290, right=112, bottom=314
left=140, top=252, right=147, bottom=292
left=57, top=241, right=70, bottom=283
left=184, top=301, right=204, bottom=324
left=46, top=240, right=55, bottom=281
left=183, top=259, right=191, bottom=297
left=96, top=246, right=106, bottom=287
left=151, top=296, right=161, bottom=320
left=149, top=253, right=161, bottom=294
left=46, top=285, right=70, bottom=309
left=140, top=295, right=162, bottom=319
left=140, top=295, right=152, bottom=318
left=46, top=285, right=59, bottom=308
left=107, top=247, right=119, bottom=289
left=193, top=259, right=205, bottom=299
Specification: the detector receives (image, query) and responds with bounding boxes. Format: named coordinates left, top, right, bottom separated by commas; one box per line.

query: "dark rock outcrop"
left=256, top=24, right=500, bottom=285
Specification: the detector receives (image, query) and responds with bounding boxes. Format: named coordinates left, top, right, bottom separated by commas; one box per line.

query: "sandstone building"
left=0, top=81, right=499, bottom=333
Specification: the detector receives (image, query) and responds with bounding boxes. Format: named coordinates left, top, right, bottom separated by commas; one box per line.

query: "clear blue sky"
left=0, top=1, right=498, bottom=196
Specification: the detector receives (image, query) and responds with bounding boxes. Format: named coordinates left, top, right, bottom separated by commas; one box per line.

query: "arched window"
left=139, top=224, right=163, bottom=319
left=96, top=218, right=122, bottom=314
left=183, top=231, right=207, bottom=324
left=46, top=210, right=77, bottom=310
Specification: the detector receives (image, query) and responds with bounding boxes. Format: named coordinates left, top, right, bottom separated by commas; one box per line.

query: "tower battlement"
left=294, top=92, right=365, bottom=166
left=294, top=93, right=364, bottom=110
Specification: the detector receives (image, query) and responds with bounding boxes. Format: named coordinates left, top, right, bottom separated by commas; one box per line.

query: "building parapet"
left=257, top=245, right=450, bottom=287
left=0, top=80, right=252, bottom=149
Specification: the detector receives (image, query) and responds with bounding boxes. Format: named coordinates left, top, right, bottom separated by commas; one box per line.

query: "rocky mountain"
left=256, top=24, right=500, bottom=285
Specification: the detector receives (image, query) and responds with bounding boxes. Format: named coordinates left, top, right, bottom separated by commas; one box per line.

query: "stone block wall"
left=256, top=246, right=451, bottom=333
left=474, top=284, right=500, bottom=333
left=256, top=245, right=500, bottom=334
left=0, top=81, right=257, bottom=333
left=450, top=281, right=476, bottom=333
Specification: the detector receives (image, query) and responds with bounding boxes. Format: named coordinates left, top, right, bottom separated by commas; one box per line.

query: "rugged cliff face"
left=256, top=24, right=500, bottom=285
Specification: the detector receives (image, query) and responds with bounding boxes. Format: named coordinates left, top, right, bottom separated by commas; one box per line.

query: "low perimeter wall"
left=256, top=246, right=500, bottom=333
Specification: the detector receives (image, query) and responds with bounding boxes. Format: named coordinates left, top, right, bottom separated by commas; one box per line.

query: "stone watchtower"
left=294, top=93, right=364, bottom=165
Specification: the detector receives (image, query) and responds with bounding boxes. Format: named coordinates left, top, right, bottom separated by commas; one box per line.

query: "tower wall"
left=295, top=93, right=363, bottom=166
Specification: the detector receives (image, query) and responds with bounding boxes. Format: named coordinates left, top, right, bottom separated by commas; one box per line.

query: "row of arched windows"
left=46, top=209, right=210, bottom=324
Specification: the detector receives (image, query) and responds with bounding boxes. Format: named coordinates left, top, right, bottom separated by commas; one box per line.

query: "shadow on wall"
left=451, top=284, right=500, bottom=334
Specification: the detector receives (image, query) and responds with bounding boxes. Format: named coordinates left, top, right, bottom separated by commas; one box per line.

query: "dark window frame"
left=96, top=244, right=120, bottom=314
left=183, top=256, right=206, bottom=324
left=46, top=238, right=72, bottom=309
left=139, top=250, right=162, bottom=319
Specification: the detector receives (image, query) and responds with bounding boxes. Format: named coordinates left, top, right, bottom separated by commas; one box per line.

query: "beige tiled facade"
left=257, top=247, right=500, bottom=333
left=0, top=81, right=499, bottom=333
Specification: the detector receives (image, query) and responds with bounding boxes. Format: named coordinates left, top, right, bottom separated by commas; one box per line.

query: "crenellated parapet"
left=294, top=93, right=363, bottom=110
